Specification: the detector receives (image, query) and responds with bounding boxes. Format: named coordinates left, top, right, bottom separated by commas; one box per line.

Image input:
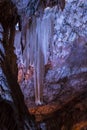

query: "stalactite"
left=22, top=17, right=36, bottom=70
left=21, top=16, right=29, bottom=53
left=35, top=17, right=44, bottom=105
left=14, top=30, right=22, bottom=66
left=26, top=22, right=30, bottom=66
left=26, top=14, right=54, bottom=105
left=33, top=15, right=54, bottom=105
left=41, top=14, right=54, bottom=64
left=34, top=31, right=38, bottom=105
left=34, top=17, right=40, bottom=105
left=29, top=17, right=35, bottom=66
left=10, top=0, right=65, bottom=107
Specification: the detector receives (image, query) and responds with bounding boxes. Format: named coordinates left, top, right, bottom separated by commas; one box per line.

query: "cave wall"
left=15, top=0, right=87, bottom=106
left=0, top=1, right=38, bottom=129
left=16, top=0, right=87, bottom=68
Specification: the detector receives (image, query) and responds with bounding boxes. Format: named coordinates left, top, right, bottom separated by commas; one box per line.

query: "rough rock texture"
left=44, top=0, right=87, bottom=103
left=37, top=87, right=87, bottom=130
left=17, top=0, right=87, bottom=107
left=52, top=0, right=87, bottom=66
left=0, top=1, right=36, bottom=130
left=13, top=0, right=65, bottom=105
left=0, top=0, right=86, bottom=129
left=0, top=0, right=65, bottom=129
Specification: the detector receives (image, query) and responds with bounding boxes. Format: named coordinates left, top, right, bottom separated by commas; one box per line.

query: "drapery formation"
left=18, top=14, right=54, bottom=105
left=13, top=0, right=65, bottom=105
left=0, top=1, right=66, bottom=129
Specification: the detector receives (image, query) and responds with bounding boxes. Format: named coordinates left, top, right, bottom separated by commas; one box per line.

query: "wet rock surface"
left=16, top=0, right=87, bottom=129
left=19, top=37, right=87, bottom=107
left=36, top=89, right=87, bottom=130
left=0, top=0, right=85, bottom=129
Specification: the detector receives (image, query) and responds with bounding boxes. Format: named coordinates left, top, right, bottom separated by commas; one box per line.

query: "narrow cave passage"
left=0, top=0, right=87, bottom=130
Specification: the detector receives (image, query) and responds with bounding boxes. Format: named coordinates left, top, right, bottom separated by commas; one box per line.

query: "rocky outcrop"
left=0, top=0, right=66, bottom=129
left=14, top=0, right=65, bottom=105
left=0, top=1, right=36, bottom=130
left=18, top=0, right=87, bottom=107
left=0, top=0, right=86, bottom=129
left=37, top=87, right=87, bottom=130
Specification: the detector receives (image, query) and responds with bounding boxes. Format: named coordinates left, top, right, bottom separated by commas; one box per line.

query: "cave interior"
left=0, top=0, right=87, bottom=130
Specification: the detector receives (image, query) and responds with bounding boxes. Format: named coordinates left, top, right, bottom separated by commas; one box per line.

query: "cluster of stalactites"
left=12, top=0, right=65, bottom=19
left=13, top=0, right=65, bottom=106
left=0, top=0, right=65, bottom=29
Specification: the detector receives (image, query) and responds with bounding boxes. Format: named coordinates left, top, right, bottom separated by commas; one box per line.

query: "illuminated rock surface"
left=17, top=0, right=87, bottom=129
left=0, top=0, right=87, bottom=130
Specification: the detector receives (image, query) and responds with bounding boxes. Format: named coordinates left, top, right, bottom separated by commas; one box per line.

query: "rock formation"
left=14, top=0, right=65, bottom=105
left=16, top=0, right=87, bottom=129
left=0, top=0, right=87, bottom=130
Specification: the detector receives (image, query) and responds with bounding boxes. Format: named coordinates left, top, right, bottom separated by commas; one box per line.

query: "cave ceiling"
left=0, top=0, right=65, bottom=27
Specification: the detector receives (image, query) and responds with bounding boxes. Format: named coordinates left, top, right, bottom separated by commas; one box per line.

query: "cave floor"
left=29, top=88, right=87, bottom=130
left=27, top=72, right=87, bottom=130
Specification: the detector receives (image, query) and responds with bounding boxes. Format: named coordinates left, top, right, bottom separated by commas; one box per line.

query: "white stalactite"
left=14, top=30, right=23, bottom=65
left=15, top=14, right=54, bottom=105
left=41, top=14, right=54, bottom=64
left=33, top=15, right=54, bottom=105
left=35, top=18, right=44, bottom=105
